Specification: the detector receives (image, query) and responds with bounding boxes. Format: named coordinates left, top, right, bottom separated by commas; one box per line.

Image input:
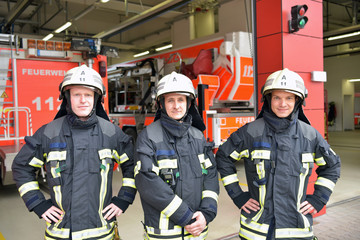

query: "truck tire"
left=124, top=127, right=137, bottom=144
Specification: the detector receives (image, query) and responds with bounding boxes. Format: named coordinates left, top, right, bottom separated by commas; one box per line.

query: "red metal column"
left=256, top=0, right=326, bottom=216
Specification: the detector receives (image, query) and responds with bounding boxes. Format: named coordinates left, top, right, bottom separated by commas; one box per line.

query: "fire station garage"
left=0, top=0, right=359, bottom=239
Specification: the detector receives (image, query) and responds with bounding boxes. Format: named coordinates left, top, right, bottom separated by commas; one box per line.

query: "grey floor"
left=0, top=130, right=359, bottom=240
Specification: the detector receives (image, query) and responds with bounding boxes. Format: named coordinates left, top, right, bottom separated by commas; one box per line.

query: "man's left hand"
left=102, top=203, right=123, bottom=220
left=184, top=211, right=206, bottom=237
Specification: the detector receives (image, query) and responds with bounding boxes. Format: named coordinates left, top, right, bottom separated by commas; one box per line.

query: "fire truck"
left=0, top=33, right=109, bottom=186
left=108, top=31, right=256, bottom=147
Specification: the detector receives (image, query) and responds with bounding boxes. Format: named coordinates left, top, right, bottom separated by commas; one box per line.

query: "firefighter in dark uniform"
left=216, top=68, right=341, bottom=240
left=135, top=71, right=219, bottom=239
left=12, top=65, right=136, bottom=240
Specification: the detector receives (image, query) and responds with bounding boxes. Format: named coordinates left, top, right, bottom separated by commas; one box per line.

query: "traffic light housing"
left=289, top=5, right=308, bottom=33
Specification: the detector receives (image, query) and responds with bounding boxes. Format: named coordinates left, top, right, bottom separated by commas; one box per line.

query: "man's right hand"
left=41, top=206, right=63, bottom=223
left=241, top=198, right=260, bottom=214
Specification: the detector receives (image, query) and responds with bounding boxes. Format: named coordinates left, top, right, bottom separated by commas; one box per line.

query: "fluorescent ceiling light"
left=133, top=51, right=150, bottom=58
left=156, top=44, right=173, bottom=52
left=349, top=79, right=360, bottom=82
left=326, top=31, right=360, bottom=41
left=43, top=33, right=54, bottom=41
left=55, top=22, right=72, bottom=33
left=101, top=0, right=110, bottom=2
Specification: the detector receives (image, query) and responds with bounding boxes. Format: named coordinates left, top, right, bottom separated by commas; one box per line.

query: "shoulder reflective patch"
left=251, top=150, right=270, bottom=160
left=230, top=149, right=249, bottom=161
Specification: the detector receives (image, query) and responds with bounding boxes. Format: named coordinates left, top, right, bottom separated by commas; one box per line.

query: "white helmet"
left=156, top=71, right=195, bottom=100
left=262, top=68, right=308, bottom=99
left=60, top=65, right=105, bottom=98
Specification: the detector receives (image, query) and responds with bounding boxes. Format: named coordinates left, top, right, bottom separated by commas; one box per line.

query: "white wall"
left=324, top=54, right=360, bottom=131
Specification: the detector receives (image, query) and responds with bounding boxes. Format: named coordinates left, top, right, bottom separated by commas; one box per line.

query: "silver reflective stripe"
left=98, top=149, right=112, bottom=159
left=251, top=150, right=270, bottom=160
left=202, top=190, right=218, bottom=202
left=152, top=164, right=160, bottom=175
left=45, top=222, right=70, bottom=238
left=145, top=225, right=182, bottom=235
left=158, top=159, right=177, bottom=169
left=221, top=174, right=239, bottom=186
left=134, top=161, right=141, bottom=177
left=297, top=163, right=310, bottom=228
left=122, top=178, right=136, bottom=189
left=275, top=227, right=313, bottom=238
left=71, top=222, right=115, bottom=240
left=119, top=153, right=129, bottom=164
left=47, top=151, right=66, bottom=161
left=29, top=157, right=44, bottom=168
left=240, top=214, right=269, bottom=233
left=19, top=181, right=39, bottom=197
left=99, top=159, right=110, bottom=226
left=315, top=177, right=335, bottom=192
left=314, top=157, right=326, bottom=166
left=198, top=154, right=212, bottom=169
left=301, top=153, right=314, bottom=163
left=159, top=212, right=169, bottom=230
left=240, top=228, right=266, bottom=240
left=162, top=195, right=182, bottom=218
left=230, top=149, right=249, bottom=161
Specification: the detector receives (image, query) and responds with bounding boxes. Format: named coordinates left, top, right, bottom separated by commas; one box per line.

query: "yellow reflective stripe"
left=72, top=221, right=115, bottom=240
left=240, top=228, right=266, bottom=240
left=158, top=159, right=177, bottom=169
left=159, top=212, right=169, bottom=230
left=297, top=163, right=310, bottom=228
left=45, top=222, right=70, bottom=238
left=98, top=149, right=113, bottom=159
left=315, top=177, right=335, bottom=192
left=275, top=227, right=313, bottom=238
left=230, top=149, right=249, bottom=161
left=152, top=164, right=160, bottom=175
left=221, top=174, right=239, bottom=186
left=119, top=153, right=129, bottom=164
left=252, top=161, right=265, bottom=222
left=301, top=153, right=314, bottom=163
left=145, top=225, right=182, bottom=236
left=47, top=151, right=66, bottom=162
left=251, top=150, right=270, bottom=160
left=202, top=190, right=218, bottom=202
left=162, top=195, right=182, bottom=218
left=29, top=157, right=44, bottom=168
left=122, top=178, right=136, bottom=189
left=184, top=228, right=208, bottom=239
left=53, top=184, right=64, bottom=229
left=19, top=181, right=39, bottom=197
left=99, top=159, right=110, bottom=226
left=240, top=214, right=269, bottom=233
left=50, top=162, right=60, bottom=178
left=315, top=157, right=326, bottom=166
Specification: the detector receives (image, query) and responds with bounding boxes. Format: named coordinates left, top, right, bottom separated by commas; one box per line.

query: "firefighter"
left=134, top=71, right=219, bottom=239
left=12, top=64, right=136, bottom=239
left=216, top=68, right=341, bottom=240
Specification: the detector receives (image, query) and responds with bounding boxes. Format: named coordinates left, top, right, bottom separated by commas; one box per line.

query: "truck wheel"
left=124, top=128, right=137, bottom=144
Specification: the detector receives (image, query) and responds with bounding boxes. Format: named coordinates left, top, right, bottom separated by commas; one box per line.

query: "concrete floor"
left=0, top=130, right=359, bottom=240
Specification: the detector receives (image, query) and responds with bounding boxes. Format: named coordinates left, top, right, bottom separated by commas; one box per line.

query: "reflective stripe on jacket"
left=216, top=118, right=341, bottom=240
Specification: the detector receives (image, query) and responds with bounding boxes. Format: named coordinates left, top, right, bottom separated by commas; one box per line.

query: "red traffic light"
left=289, top=5, right=309, bottom=33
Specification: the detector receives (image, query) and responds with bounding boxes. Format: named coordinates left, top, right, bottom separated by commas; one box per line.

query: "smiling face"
left=163, top=93, right=187, bottom=120
left=69, top=86, right=95, bottom=121
left=270, top=90, right=296, bottom=118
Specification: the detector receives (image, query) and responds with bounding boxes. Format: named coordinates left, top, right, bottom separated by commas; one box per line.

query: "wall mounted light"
left=326, top=31, right=360, bottom=41
left=43, top=33, right=54, bottom=41
left=55, top=22, right=72, bottom=33
left=349, top=79, right=360, bottom=82
left=133, top=51, right=150, bottom=58
left=155, top=44, right=173, bottom=52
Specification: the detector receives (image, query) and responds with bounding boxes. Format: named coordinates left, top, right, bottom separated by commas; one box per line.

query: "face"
left=70, top=86, right=95, bottom=121
left=163, top=93, right=187, bottom=120
left=270, top=90, right=296, bottom=118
